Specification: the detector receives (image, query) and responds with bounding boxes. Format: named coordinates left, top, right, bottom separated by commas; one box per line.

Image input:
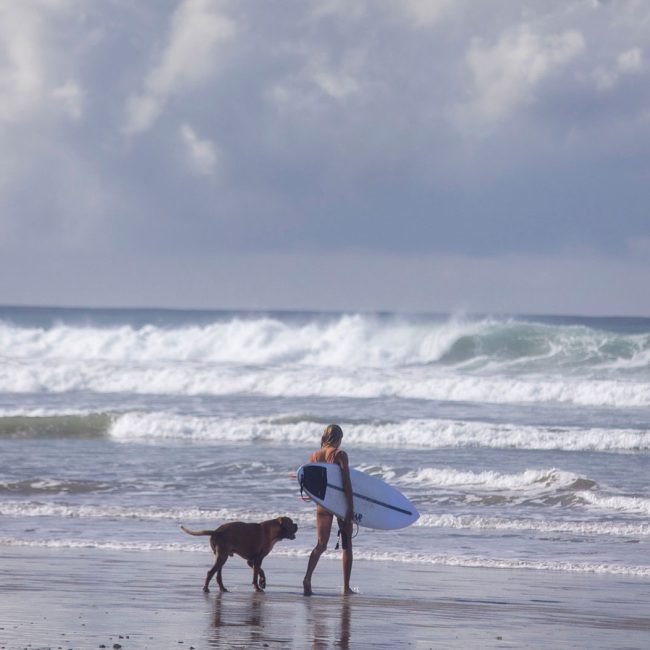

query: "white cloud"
left=52, top=80, right=83, bottom=120
left=309, top=50, right=365, bottom=101
left=592, top=47, right=644, bottom=91
left=180, top=123, right=218, bottom=175
left=311, top=67, right=360, bottom=100
left=396, top=0, right=452, bottom=27
left=310, top=0, right=367, bottom=21
left=592, top=66, right=616, bottom=91
left=0, top=1, right=83, bottom=124
left=458, top=25, right=585, bottom=128
left=0, top=3, right=47, bottom=123
left=124, top=0, right=236, bottom=134
left=312, top=0, right=452, bottom=27
left=617, top=47, right=643, bottom=74
left=267, top=45, right=366, bottom=116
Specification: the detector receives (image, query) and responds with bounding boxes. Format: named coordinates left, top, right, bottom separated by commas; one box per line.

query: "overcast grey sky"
left=1, top=0, right=649, bottom=315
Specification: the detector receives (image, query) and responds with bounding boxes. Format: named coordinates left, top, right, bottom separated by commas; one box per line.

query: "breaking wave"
left=1, top=411, right=648, bottom=452
left=3, top=501, right=647, bottom=537
left=0, top=313, right=648, bottom=407
left=2, top=362, right=648, bottom=406
left=103, top=412, right=650, bottom=452
left=414, top=514, right=650, bottom=537
left=1, top=313, right=648, bottom=370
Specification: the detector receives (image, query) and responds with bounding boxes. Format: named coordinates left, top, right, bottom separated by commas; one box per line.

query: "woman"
left=303, top=423, right=355, bottom=596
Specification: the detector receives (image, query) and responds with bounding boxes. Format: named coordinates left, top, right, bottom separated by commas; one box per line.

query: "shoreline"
left=1, top=546, right=649, bottom=649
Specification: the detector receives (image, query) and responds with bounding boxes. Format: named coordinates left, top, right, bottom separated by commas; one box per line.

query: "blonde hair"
left=321, top=423, right=343, bottom=448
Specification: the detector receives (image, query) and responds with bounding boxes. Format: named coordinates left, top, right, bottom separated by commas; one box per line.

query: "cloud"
left=313, top=0, right=453, bottom=28
left=310, top=61, right=362, bottom=101
left=0, top=2, right=50, bottom=123
left=180, top=123, right=218, bottom=175
left=0, top=0, right=86, bottom=204
left=617, top=47, right=643, bottom=73
left=0, top=0, right=86, bottom=125
left=51, top=81, right=84, bottom=120
left=457, top=25, right=585, bottom=129
left=396, top=0, right=452, bottom=27
left=592, top=47, right=644, bottom=90
left=124, top=0, right=236, bottom=134
left=1, top=1, right=650, bottom=315
left=266, top=41, right=368, bottom=119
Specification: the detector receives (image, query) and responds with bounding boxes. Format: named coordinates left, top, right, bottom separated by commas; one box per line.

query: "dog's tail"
left=180, top=525, right=215, bottom=536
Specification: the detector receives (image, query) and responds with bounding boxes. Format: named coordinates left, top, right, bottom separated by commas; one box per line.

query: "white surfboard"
left=297, top=463, right=419, bottom=530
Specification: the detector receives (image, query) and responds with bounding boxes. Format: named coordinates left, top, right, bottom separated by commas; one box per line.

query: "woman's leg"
left=303, top=509, right=333, bottom=596
left=338, top=517, right=354, bottom=594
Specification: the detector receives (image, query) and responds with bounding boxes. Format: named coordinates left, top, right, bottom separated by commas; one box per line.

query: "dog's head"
left=277, top=516, right=298, bottom=540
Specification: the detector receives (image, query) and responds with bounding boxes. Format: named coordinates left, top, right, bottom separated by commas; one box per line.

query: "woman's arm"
left=336, top=450, right=354, bottom=525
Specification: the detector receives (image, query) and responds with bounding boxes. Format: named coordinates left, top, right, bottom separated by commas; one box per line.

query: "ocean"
left=1, top=306, right=648, bottom=581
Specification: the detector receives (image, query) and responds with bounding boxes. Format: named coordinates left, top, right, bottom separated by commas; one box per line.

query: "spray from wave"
left=1, top=314, right=648, bottom=407
left=1, top=313, right=648, bottom=370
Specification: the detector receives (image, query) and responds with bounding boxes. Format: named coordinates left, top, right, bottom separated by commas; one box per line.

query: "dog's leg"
left=215, top=551, right=229, bottom=592
left=204, top=556, right=218, bottom=593
left=250, top=555, right=265, bottom=592
left=205, top=550, right=229, bottom=593
left=247, top=558, right=259, bottom=591
left=204, top=560, right=216, bottom=593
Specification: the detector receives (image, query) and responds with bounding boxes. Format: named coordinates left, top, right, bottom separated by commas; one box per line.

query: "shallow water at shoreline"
left=1, top=547, right=649, bottom=650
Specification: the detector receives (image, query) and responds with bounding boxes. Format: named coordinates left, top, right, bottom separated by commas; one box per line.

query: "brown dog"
left=180, top=517, right=298, bottom=592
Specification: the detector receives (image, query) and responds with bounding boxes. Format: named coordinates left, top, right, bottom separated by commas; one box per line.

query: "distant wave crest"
left=1, top=314, right=648, bottom=371
left=0, top=315, right=648, bottom=407
left=0, top=411, right=648, bottom=452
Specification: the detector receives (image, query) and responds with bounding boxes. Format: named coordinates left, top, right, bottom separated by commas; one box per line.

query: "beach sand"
left=1, top=546, right=649, bottom=649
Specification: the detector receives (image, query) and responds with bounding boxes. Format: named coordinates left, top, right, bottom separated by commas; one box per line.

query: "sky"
left=0, top=0, right=649, bottom=316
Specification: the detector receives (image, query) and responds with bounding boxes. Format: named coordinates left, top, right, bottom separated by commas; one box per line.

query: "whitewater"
left=1, top=305, right=648, bottom=578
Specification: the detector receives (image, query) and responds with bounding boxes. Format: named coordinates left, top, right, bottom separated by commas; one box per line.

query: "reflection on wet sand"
left=208, top=591, right=266, bottom=648
left=306, top=595, right=351, bottom=650
left=204, top=586, right=354, bottom=648
left=338, top=596, right=351, bottom=649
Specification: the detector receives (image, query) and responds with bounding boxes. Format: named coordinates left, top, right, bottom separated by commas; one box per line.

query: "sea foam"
left=1, top=358, right=648, bottom=407
left=0, top=410, right=646, bottom=452
left=107, top=412, right=650, bottom=452
left=2, top=537, right=647, bottom=577
left=0, top=315, right=648, bottom=408
left=3, top=501, right=647, bottom=537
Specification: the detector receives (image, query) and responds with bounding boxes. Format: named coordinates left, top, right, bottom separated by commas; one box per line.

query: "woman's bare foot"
left=343, top=587, right=355, bottom=595
left=303, top=577, right=313, bottom=596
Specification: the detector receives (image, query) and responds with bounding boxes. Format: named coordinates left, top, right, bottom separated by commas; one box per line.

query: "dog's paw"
left=259, top=576, right=267, bottom=589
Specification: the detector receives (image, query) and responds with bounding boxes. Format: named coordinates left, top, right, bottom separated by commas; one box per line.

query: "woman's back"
left=309, top=447, right=342, bottom=464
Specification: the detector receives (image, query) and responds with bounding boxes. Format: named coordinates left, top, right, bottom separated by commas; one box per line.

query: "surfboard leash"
left=334, top=522, right=359, bottom=550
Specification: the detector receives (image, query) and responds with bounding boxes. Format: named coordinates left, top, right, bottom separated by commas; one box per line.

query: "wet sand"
left=1, top=546, right=649, bottom=649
